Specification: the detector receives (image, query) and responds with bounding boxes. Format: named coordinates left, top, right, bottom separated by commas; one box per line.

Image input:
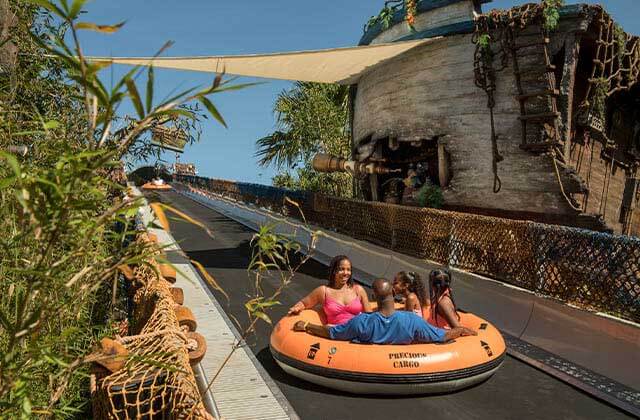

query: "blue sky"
left=78, top=0, right=640, bottom=184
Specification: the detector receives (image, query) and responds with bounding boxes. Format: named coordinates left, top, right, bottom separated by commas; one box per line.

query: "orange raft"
left=270, top=309, right=506, bottom=395
left=141, top=179, right=172, bottom=191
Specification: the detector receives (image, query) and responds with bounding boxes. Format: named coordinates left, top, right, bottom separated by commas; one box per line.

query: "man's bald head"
left=372, top=278, right=393, bottom=300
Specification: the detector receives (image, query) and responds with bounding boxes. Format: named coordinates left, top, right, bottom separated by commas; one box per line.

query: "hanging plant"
left=542, top=0, right=564, bottom=32
left=405, top=0, right=417, bottom=30
left=365, top=5, right=395, bottom=32
left=478, top=34, right=491, bottom=52
left=614, top=24, right=627, bottom=67
left=591, top=77, right=609, bottom=122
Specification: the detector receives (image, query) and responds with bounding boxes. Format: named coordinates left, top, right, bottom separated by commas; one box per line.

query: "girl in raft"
left=287, top=255, right=372, bottom=325
left=426, top=269, right=461, bottom=329
left=392, top=271, right=429, bottom=317
left=393, top=269, right=462, bottom=329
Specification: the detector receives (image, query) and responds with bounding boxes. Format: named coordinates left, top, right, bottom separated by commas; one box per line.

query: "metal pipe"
left=193, top=362, right=221, bottom=420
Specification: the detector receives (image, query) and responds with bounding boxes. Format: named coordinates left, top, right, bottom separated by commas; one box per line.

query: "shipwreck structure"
left=339, top=0, right=639, bottom=235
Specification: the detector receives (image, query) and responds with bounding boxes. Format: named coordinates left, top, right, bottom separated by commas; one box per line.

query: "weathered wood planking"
left=353, top=4, right=639, bottom=234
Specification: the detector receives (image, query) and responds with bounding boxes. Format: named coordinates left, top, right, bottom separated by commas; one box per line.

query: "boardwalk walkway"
left=140, top=193, right=297, bottom=420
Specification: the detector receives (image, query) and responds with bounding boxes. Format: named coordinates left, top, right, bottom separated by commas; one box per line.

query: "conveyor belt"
left=150, top=190, right=632, bottom=420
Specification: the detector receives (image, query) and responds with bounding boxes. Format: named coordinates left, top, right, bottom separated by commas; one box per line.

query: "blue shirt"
left=329, top=311, right=446, bottom=344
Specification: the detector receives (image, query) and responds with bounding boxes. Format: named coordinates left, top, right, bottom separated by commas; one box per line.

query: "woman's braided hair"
left=429, top=269, right=460, bottom=323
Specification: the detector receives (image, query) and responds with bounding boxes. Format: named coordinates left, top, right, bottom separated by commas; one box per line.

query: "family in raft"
left=288, top=255, right=476, bottom=345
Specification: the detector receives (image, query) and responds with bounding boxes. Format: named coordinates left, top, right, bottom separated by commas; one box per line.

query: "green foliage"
left=416, top=183, right=444, bottom=208
left=272, top=166, right=353, bottom=198
left=256, top=82, right=353, bottom=198
left=614, top=24, right=627, bottom=67
left=542, top=0, right=563, bottom=32
left=477, top=34, right=491, bottom=51
left=0, top=0, right=246, bottom=416
left=591, top=77, right=609, bottom=121
left=365, top=5, right=395, bottom=32
left=245, top=217, right=312, bottom=326
left=203, top=209, right=318, bottom=393
left=364, top=0, right=420, bottom=34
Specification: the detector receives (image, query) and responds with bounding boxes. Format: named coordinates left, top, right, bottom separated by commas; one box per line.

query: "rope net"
left=579, top=5, right=640, bottom=134
left=92, top=232, right=208, bottom=419
left=176, top=175, right=640, bottom=323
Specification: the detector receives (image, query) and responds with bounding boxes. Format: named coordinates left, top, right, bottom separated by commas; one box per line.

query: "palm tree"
left=256, top=82, right=353, bottom=197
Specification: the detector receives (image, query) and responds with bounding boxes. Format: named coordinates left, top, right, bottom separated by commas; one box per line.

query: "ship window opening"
left=571, top=36, right=598, bottom=147
left=606, top=83, right=640, bottom=162
left=552, top=45, right=566, bottom=87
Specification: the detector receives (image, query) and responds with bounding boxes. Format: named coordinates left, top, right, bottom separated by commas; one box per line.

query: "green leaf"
left=0, top=176, right=16, bottom=189
left=157, top=86, right=198, bottom=108
left=211, top=81, right=263, bottom=94
left=43, top=120, right=60, bottom=130
left=111, top=65, right=140, bottom=95
left=125, top=79, right=145, bottom=119
left=152, top=108, right=197, bottom=121
left=0, top=151, right=21, bottom=177
left=0, top=309, right=13, bottom=333
left=21, top=397, right=32, bottom=420
left=253, top=311, right=272, bottom=325
left=198, top=96, right=227, bottom=128
left=259, top=300, right=281, bottom=308
left=86, top=59, right=112, bottom=76
left=23, top=0, right=66, bottom=19
left=191, top=259, right=229, bottom=302
left=146, top=66, right=154, bottom=113
left=75, top=21, right=125, bottom=33
left=69, top=0, right=89, bottom=20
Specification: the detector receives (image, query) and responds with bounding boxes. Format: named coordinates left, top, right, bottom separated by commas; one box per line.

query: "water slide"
left=148, top=188, right=636, bottom=419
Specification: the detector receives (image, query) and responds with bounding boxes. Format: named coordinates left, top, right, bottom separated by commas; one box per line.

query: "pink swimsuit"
left=322, top=286, right=363, bottom=325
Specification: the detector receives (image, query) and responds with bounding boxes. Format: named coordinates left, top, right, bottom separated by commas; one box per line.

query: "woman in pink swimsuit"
left=287, top=255, right=371, bottom=325
left=392, top=271, right=429, bottom=317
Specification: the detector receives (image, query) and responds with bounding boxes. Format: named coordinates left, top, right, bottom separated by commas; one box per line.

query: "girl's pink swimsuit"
left=322, top=286, right=363, bottom=325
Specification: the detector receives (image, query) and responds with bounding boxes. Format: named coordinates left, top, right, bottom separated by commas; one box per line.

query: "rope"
left=550, top=150, right=583, bottom=211
left=116, top=328, right=189, bottom=344
left=473, top=29, right=505, bottom=193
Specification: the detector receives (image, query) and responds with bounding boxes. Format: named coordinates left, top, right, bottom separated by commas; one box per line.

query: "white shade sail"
left=89, top=37, right=440, bottom=84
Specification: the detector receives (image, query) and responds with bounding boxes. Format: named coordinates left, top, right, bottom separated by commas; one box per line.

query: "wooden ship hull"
left=345, top=0, right=639, bottom=235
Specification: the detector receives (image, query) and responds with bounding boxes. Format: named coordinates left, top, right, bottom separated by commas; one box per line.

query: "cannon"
left=312, top=153, right=400, bottom=176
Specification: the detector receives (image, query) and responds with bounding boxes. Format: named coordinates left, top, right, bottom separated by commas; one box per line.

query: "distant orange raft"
left=141, top=180, right=172, bottom=191
left=270, top=309, right=506, bottom=395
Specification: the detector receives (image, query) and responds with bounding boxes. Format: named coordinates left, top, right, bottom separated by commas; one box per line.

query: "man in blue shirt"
left=293, top=278, right=476, bottom=344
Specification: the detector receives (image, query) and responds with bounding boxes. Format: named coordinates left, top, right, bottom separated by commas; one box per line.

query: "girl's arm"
left=288, top=286, right=324, bottom=315
left=405, top=293, right=419, bottom=312
left=437, top=296, right=461, bottom=328
left=356, top=285, right=373, bottom=312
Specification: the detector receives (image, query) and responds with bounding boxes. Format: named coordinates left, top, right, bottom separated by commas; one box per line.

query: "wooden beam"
left=438, top=143, right=450, bottom=187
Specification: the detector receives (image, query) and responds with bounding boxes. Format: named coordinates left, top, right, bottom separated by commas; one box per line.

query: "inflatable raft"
left=270, top=309, right=506, bottom=395
left=141, top=179, right=172, bottom=191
